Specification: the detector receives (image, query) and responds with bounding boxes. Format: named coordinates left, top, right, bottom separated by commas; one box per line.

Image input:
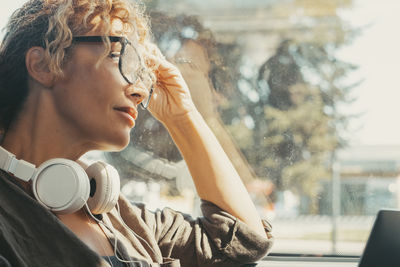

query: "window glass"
left=1, top=0, right=399, bottom=257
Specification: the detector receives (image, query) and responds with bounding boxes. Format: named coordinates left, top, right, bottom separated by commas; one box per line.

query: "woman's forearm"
left=165, top=110, right=266, bottom=238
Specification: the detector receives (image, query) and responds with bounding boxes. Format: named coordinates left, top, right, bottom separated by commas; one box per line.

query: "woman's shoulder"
left=0, top=170, right=31, bottom=208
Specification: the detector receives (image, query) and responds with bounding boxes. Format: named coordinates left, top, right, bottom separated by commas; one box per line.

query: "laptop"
left=358, top=209, right=400, bottom=267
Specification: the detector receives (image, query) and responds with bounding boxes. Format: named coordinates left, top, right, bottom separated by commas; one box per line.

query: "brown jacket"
left=0, top=170, right=273, bottom=266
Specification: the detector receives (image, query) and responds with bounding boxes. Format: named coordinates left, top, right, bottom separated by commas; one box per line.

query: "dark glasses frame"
left=72, top=36, right=153, bottom=109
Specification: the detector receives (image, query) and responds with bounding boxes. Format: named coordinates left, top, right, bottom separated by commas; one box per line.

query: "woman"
left=0, top=0, right=273, bottom=266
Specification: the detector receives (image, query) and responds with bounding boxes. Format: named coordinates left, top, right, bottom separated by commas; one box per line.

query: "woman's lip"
left=114, top=107, right=137, bottom=127
left=114, top=107, right=137, bottom=120
left=115, top=110, right=135, bottom=127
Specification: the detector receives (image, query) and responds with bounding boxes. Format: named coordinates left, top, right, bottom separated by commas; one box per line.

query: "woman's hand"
left=147, top=55, right=197, bottom=126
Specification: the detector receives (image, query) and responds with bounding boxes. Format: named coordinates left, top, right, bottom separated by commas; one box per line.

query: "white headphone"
left=0, top=146, right=120, bottom=215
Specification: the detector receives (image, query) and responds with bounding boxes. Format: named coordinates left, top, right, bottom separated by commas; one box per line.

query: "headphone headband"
left=0, top=146, right=120, bottom=214
left=0, top=146, right=36, bottom=181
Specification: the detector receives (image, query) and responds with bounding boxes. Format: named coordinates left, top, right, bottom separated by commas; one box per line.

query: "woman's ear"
left=25, top=47, right=54, bottom=88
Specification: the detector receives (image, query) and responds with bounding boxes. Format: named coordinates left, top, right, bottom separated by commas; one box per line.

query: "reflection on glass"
left=98, top=0, right=398, bottom=257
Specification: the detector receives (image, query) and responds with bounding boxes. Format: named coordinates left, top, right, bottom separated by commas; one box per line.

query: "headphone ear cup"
left=85, top=161, right=120, bottom=215
left=32, top=159, right=90, bottom=214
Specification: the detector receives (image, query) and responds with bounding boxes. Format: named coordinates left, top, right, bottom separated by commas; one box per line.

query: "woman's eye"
left=109, top=52, right=120, bottom=60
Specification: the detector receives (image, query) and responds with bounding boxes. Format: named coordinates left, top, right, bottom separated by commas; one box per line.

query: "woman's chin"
left=97, top=132, right=131, bottom=152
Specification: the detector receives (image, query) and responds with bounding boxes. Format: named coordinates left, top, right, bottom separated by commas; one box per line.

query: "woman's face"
left=51, top=32, right=148, bottom=151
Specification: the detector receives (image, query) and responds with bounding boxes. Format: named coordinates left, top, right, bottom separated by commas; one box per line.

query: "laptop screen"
left=358, top=209, right=400, bottom=267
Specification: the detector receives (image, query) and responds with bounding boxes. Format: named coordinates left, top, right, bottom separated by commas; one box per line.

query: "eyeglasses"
left=72, top=36, right=153, bottom=109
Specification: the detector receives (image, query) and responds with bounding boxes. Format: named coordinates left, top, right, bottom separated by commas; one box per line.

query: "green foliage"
left=114, top=0, right=358, bottom=214
left=219, top=14, right=358, bottom=213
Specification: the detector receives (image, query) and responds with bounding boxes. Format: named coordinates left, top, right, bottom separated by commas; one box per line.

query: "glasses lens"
left=120, top=42, right=141, bottom=84
left=120, top=41, right=154, bottom=109
left=140, top=86, right=153, bottom=109
left=138, top=72, right=154, bottom=109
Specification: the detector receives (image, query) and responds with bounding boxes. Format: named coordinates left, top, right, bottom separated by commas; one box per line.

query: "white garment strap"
left=0, top=146, right=36, bottom=182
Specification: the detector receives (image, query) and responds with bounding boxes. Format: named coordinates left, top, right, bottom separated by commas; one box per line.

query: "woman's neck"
left=1, top=91, right=91, bottom=166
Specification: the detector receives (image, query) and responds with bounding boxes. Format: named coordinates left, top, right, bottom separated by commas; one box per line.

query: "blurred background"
left=2, top=0, right=400, bottom=257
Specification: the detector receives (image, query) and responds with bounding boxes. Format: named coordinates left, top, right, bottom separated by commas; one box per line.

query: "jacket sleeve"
left=118, top=196, right=273, bottom=267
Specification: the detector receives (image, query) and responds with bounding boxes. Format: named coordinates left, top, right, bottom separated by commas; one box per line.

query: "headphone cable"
left=84, top=203, right=144, bottom=267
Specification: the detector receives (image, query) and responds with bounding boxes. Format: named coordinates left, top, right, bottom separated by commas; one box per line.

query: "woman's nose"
left=126, top=82, right=150, bottom=106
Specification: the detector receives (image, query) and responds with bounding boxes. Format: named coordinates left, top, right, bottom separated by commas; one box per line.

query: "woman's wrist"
left=161, top=108, right=202, bottom=132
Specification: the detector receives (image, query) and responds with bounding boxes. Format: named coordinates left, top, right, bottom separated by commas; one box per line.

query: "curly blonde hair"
left=0, top=0, right=154, bottom=137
